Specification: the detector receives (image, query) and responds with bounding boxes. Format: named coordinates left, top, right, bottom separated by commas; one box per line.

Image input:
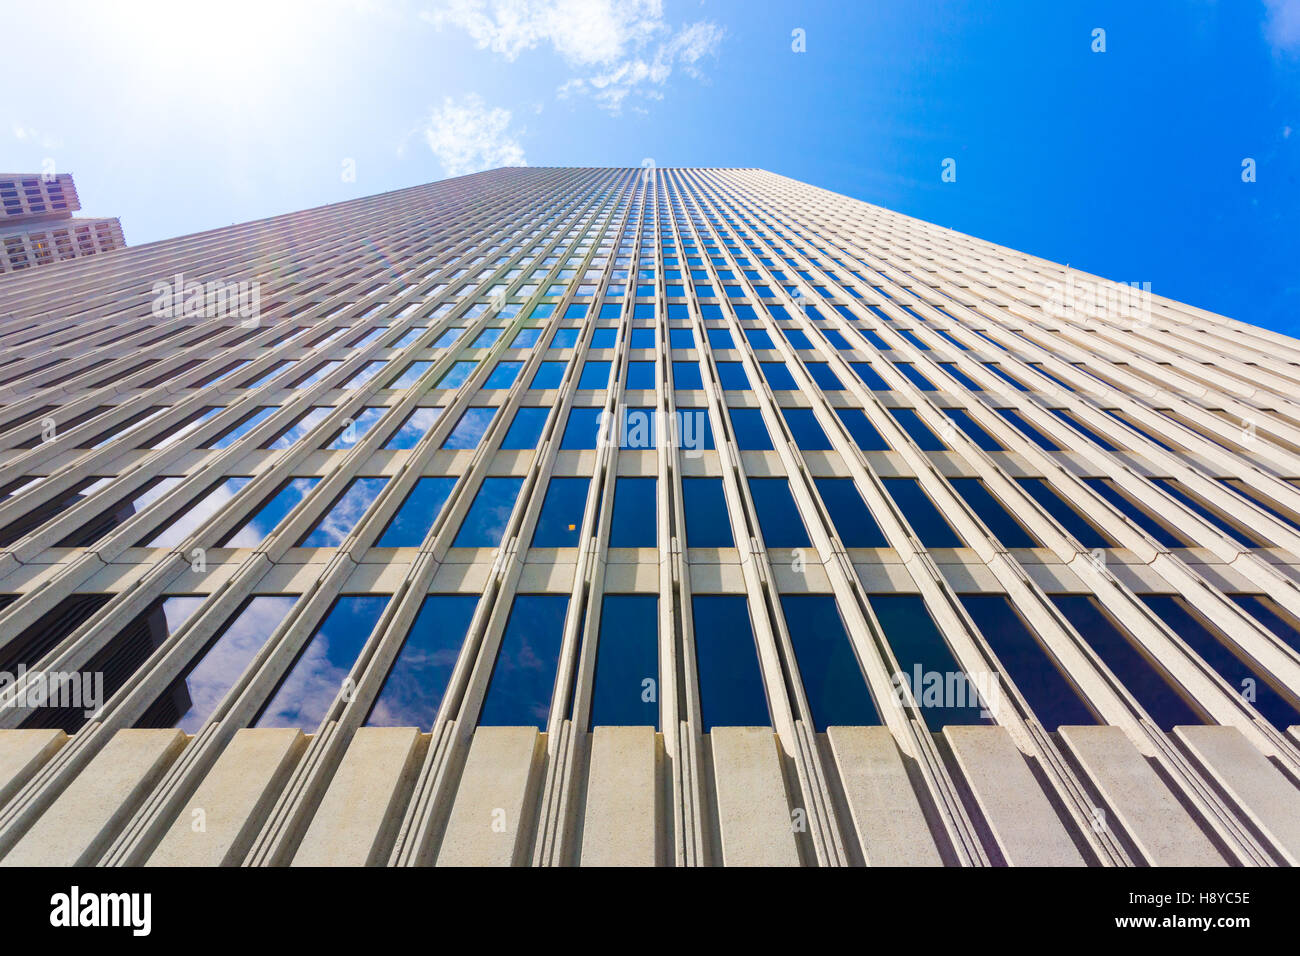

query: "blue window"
left=862, top=329, right=892, bottom=350
left=782, top=594, right=879, bottom=729
left=1142, top=595, right=1300, bottom=730
left=143, top=477, right=253, bottom=547
left=452, top=477, right=524, bottom=547
left=744, top=329, right=775, bottom=349
left=483, top=361, right=522, bottom=389
left=675, top=407, right=715, bottom=452
left=669, top=328, right=695, bottom=349
left=264, top=407, right=331, bottom=450
left=984, top=364, right=1028, bottom=391
left=960, top=595, right=1094, bottom=729
left=619, top=407, right=656, bottom=449
left=479, top=594, right=569, bottom=727
left=530, top=361, right=568, bottom=389
left=780, top=407, right=832, bottom=450
left=822, top=330, right=850, bottom=349
left=834, top=407, right=889, bottom=451
left=870, top=595, right=989, bottom=731
left=683, top=478, right=733, bottom=547
left=898, top=329, right=930, bottom=350
left=290, top=361, right=339, bottom=388
left=729, top=407, right=773, bottom=450
left=890, top=407, right=947, bottom=451
left=626, top=361, right=656, bottom=389
left=578, top=360, right=612, bottom=389
left=565, top=303, right=589, bottom=319
left=376, top=476, right=456, bottom=547
left=143, top=595, right=299, bottom=732
left=392, top=327, right=427, bottom=348
left=1151, top=478, right=1265, bottom=548
left=850, top=362, right=890, bottom=390
left=948, top=478, right=1038, bottom=547
left=1050, top=595, right=1201, bottom=731
left=1050, top=408, right=1117, bottom=451
left=511, top=328, right=542, bottom=349
left=561, top=407, right=605, bottom=449
left=943, top=408, right=1002, bottom=451
left=1017, top=478, right=1114, bottom=548
left=1084, top=478, right=1189, bottom=547
left=629, top=328, right=656, bottom=349
left=222, top=477, right=321, bottom=547
left=707, top=328, right=735, bottom=349
left=327, top=406, right=386, bottom=450
left=1230, top=594, right=1300, bottom=654
left=996, top=408, right=1059, bottom=451
left=256, top=595, right=390, bottom=729
left=940, top=363, right=982, bottom=391
left=895, top=363, right=936, bottom=391
left=367, top=594, right=478, bottom=730
left=441, top=406, right=496, bottom=449
left=471, top=328, right=503, bottom=349
left=431, top=328, right=464, bottom=348
left=761, top=362, right=798, bottom=390
left=590, top=328, right=618, bottom=349
left=715, top=361, right=750, bottom=389
left=549, top=328, right=580, bottom=349
left=342, top=361, right=387, bottom=389
left=806, top=363, right=844, bottom=390
left=300, top=477, right=388, bottom=547
left=783, top=329, right=813, bottom=349
left=815, top=478, right=887, bottom=547
left=881, top=478, right=963, bottom=548
left=748, top=478, right=811, bottom=547
left=383, top=406, right=443, bottom=449
left=209, top=407, right=275, bottom=449
left=532, top=477, right=590, bottom=547
left=591, top=594, right=659, bottom=727
left=392, top=360, right=435, bottom=388
left=501, top=406, right=550, bottom=449
left=693, top=595, right=769, bottom=729
left=432, top=361, right=475, bottom=389
left=610, top=477, right=656, bottom=547
left=672, top=361, right=703, bottom=389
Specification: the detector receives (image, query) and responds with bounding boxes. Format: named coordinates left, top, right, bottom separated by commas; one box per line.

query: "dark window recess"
left=881, top=478, right=963, bottom=548
left=890, top=407, right=946, bottom=451
left=959, top=594, right=1094, bottom=729
left=729, top=408, right=773, bottom=450
left=16, top=406, right=112, bottom=449
left=943, top=408, right=1002, bottom=451
left=56, top=476, right=180, bottom=548
left=1083, top=478, right=1189, bottom=547
left=1049, top=408, right=1117, bottom=451
left=692, top=595, right=770, bottom=729
left=1141, top=595, right=1300, bottom=731
left=82, top=407, right=166, bottom=449
left=948, top=478, right=1038, bottom=547
left=531, top=477, right=590, bottom=547
left=0, top=593, right=113, bottom=674
left=782, top=594, right=879, bottom=730
left=590, top=594, right=659, bottom=727
left=0, top=476, right=110, bottom=548
left=748, top=478, right=811, bottom=548
left=609, top=477, right=656, bottom=547
left=1016, top=478, right=1114, bottom=549
left=780, top=407, right=833, bottom=449
left=478, top=594, right=569, bottom=727
left=1230, top=594, right=1300, bottom=654
left=0, top=404, right=57, bottom=438
left=815, top=478, right=887, bottom=547
left=1218, top=479, right=1300, bottom=533
left=995, top=408, right=1059, bottom=451
left=870, top=594, right=989, bottom=731
left=1150, top=478, right=1267, bottom=548
left=1049, top=594, right=1202, bottom=731
left=834, top=408, right=889, bottom=451
left=682, top=478, right=734, bottom=547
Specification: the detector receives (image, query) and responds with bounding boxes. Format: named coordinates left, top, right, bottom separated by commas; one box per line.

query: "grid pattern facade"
left=0, top=166, right=1297, bottom=867
left=0, top=173, right=125, bottom=274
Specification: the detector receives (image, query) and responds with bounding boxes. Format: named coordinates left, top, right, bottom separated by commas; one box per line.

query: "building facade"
left=0, top=166, right=1297, bottom=867
left=0, top=173, right=125, bottom=274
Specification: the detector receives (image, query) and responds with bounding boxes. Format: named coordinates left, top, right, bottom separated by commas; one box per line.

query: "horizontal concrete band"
left=0, top=721, right=1296, bottom=866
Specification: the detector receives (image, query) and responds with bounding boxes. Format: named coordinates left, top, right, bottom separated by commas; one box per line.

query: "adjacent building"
left=0, top=173, right=125, bottom=274
left=0, top=166, right=1297, bottom=867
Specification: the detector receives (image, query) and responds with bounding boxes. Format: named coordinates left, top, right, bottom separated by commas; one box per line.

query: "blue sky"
left=4, top=0, right=1298, bottom=333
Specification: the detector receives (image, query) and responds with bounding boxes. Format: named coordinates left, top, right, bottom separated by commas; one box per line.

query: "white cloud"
left=422, top=94, right=528, bottom=176
left=424, top=0, right=723, bottom=113
left=1264, top=0, right=1300, bottom=54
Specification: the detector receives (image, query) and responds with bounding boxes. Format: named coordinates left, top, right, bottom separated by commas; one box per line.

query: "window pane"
left=561, top=407, right=604, bottom=449
left=675, top=407, right=714, bottom=452
left=531, top=477, right=590, bottom=547
left=806, top=363, right=843, bottom=390
left=782, top=594, right=878, bottom=729
left=501, top=406, right=550, bottom=449
left=209, top=407, right=275, bottom=449
left=441, top=406, right=496, bottom=449
left=591, top=594, right=659, bottom=727
left=367, top=594, right=478, bottom=731
left=890, top=407, right=946, bottom=451
left=683, top=478, right=733, bottom=547
left=834, top=407, right=889, bottom=451
left=264, top=407, right=331, bottom=449
left=761, top=362, right=798, bottom=390
left=672, top=361, right=703, bottom=389
left=610, top=477, right=656, bottom=547
left=729, top=407, right=772, bottom=450
left=143, top=477, right=252, bottom=547
left=432, top=361, right=475, bottom=389
left=299, top=477, right=388, bottom=547
left=479, top=594, right=569, bottom=727
left=692, top=595, right=769, bottom=729
left=578, top=360, right=612, bottom=389
left=256, top=595, right=390, bottom=729
left=222, top=477, right=320, bottom=547
left=780, top=407, right=832, bottom=449
left=326, top=406, right=386, bottom=449
left=376, top=477, right=456, bottom=547
left=943, top=407, right=1002, bottom=451
left=453, top=477, right=524, bottom=547
left=618, top=406, right=655, bottom=449
left=715, top=362, right=749, bottom=389
left=748, top=477, right=811, bottom=547
left=815, top=478, right=887, bottom=547
left=383, top=406, right=443, bottom=449
left=483, top=361, right=522, bottom=389
left=1017, top=478, right=1114, bottom=549
left=529, top=361, right=568, bottom=389
left=949, top=478, right=1038, bottom=548
left=882, top=478, right=963, bottom=548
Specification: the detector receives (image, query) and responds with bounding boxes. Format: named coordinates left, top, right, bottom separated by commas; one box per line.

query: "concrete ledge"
left=149, top=728, right=307, bottom=867
left=2, top=729, right=187, bottom=867
left=0, top=729, right=67, bottom=809
left=579, top=725, right=659, bottom=867
left=1059, top=725, right=1226, bottom=866
left=944, top=725, right=1086, bottom=866
left=827, top=725, right=942, bottom=866
left=710, top=727, right=801, bottom=867
left=293, top=726, right=427, bottom=867
left=437, top=726, right=544, bottom=867
left=1174, top=724, right=1300, bottom=865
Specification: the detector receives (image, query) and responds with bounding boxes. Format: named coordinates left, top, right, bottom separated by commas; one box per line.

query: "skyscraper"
left=0, top=173, right=125, bottom=274
left=0, top=166, right=1297, bottom=867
